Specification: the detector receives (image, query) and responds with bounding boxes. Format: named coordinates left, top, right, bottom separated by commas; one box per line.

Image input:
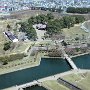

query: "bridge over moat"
left=58, top=42, right=78, bottom=70
left=64, top=54, right=78, bottom=70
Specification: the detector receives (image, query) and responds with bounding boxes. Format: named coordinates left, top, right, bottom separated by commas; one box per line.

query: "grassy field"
left=42, top=80, right=70, bottom=90
left=10, top=41, right=33, bottom=53
left=0, top=51, right=45, bottom=75
left=0, top=19, right=20, bottom=55
left=62, top=24, right=90, bottom=41
left=62, top=72, right=90, bottom=90
left=0, top=19, right=32, bottom=56
left=10, top=10, right=62, bottom=20
left=0, top=20, right=9, bottom=55
left=35, top=40, right=54, bottom=47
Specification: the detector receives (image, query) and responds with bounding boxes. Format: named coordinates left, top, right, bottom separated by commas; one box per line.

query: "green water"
left=0, top=58, right=71, bottom=89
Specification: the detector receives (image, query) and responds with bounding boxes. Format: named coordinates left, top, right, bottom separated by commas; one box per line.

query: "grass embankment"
left=0, top=42, right=33, bottom=62
left=62, top=24, right=89, bottom=42
left=35, top=40, right=53, bottom=47
left=10, top=42, right=33, bottom=53
left=62, top=73, right=90, bottom=90
left=0, top=52, right=45, bottom=75
left=0, top=19, right=20, bottom=55
left=0, top=20, right=9, bottom=55
left=42, top=80, right=70, bottom=90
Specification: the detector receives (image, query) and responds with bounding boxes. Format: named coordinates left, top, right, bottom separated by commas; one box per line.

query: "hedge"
left=0, top=53, right=26, bottom=62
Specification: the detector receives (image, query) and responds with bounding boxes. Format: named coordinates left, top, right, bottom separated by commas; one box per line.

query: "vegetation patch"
left=0, top=53, right=26, bottom=63
left=3, top=41, right=12, bottom=51
left=19, top=13, right=85, bottom=39
left=67, top=7, right=90, bottom=14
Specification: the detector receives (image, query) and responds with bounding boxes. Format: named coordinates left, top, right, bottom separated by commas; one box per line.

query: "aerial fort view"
left=0, top=0, right=90, bottom=90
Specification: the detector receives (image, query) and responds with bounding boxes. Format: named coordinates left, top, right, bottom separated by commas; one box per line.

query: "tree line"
left=19, top=22, right=37, bottom=40
left=30, top=7, right=62, bottom=13
left=46, top=15, right=85, bottom=36
left=67, top=7, right=90, bottom=14
left=19, top=13, right=85, bottom=39
left=19, top=13, right=54, bottom=40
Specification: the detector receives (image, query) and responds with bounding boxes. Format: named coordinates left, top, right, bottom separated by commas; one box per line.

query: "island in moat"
left=0, top=8, right=90, bottom=90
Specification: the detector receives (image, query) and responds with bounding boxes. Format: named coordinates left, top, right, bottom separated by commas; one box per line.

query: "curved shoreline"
left=4, top=69, right=90, bottom=90
left=0, top=56, right=42, bottom=75
left=0, top=52, right=90, bottom=75
left=0, top=53, right=90, bottom=90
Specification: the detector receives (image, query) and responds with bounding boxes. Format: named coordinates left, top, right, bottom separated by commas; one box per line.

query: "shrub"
left=0, top=53, right=26, bottom=63
left=3, top=42, right=11, bottom=51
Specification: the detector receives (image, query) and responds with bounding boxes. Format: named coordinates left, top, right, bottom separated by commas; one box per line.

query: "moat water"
left=73, top=54, right=90, bottom=69
left=0, top=58, right=71, bottom=89
left=0, top=54, right=90, bottom=89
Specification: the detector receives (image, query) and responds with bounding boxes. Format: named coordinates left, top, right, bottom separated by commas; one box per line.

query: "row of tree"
left=67, top=7, right=90, bottom=14
left=46, top=15, right=85, bottom=35
left=30, top=7, right=62, bottom=13
left=19, top=22, right=37, bottom=40
left=42, top=7, right=62, bottom=13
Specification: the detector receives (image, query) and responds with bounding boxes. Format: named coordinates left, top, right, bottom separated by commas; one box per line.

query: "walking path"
left=17, top=80, right=38, bottom=90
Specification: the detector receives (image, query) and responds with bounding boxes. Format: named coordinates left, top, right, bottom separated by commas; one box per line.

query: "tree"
left=63, top=16, right=72, bottom=28
left=66, top=7, right=90, bottom=14
left=7, top=24, right=11, bottom=31
left=26, top=25, right=37, bottom=40
left=19, top=18, right=37, bottom=41
left=57, top=7, right=62, bottom=13
left=3, top=41, right=11, bottom=51
left=36, top=14, right=48, bottom=24
left=19, top=22, right=27, bottom=32
left=62, top=41, right=67, bottom=46
left=46, top=19, right=62, bottom=36
left=75, top=37, right=79, bottom=41
left=62, top=16, right=76, bottom=28
left=67, top=7, right=76, bottom=13
left=75, top=48, right=80, bottom=52
left=46, top=13, right=54, bottom=20
left=28, top=17, right=36, bottom=24
left=59, top=19, right=64, bottom=29
left=74, top=15, right=85, bottom=24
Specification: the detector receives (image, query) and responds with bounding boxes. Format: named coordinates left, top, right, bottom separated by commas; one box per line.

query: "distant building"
left=4, top=31, right=18, bottom=42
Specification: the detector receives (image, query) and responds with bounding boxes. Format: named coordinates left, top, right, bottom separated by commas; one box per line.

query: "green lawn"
left=62, top=72, right=90, bottom=90
left=35, top=40, right=53, bottom=47
left=0, top=51, right=45, bottom=75
left=0, top=19, right=20, bottom=55
left=10, top=42, right=33, bottom=53
left=62, top=24, right=89, bottom=40
left=42, top=80, right=70, bottom=90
